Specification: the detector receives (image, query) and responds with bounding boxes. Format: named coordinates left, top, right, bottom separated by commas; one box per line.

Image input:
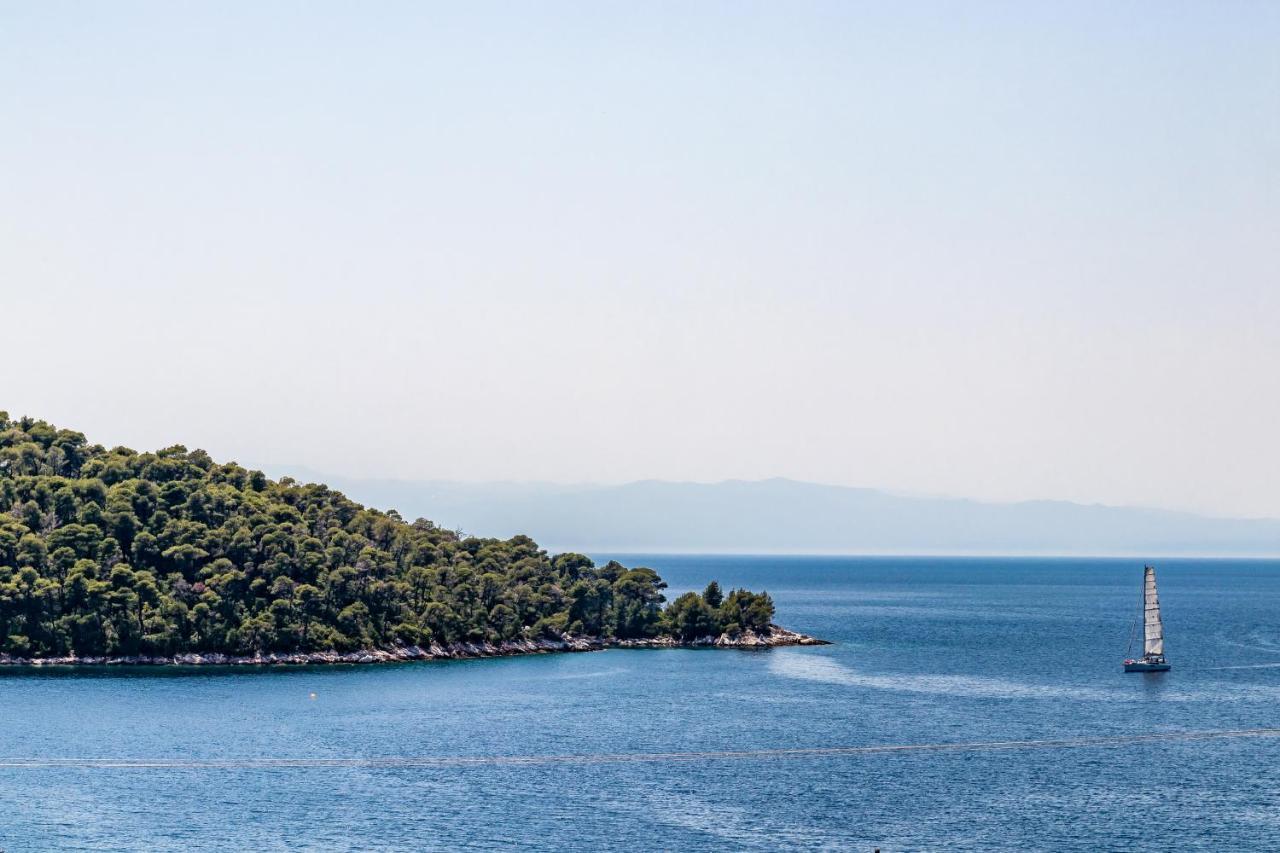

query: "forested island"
left=0, top=414, right=822, bottom=664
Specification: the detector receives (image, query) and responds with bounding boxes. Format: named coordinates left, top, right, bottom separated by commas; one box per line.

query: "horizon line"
left=557, top=549, right=1280, bottom=561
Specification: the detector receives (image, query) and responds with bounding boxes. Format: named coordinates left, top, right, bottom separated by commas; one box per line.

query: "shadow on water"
left=0, top=664, right=367, bottom=681
left=0, top=659, right=460, bottom=681
left=1133, top=669, right=1174, bottom=698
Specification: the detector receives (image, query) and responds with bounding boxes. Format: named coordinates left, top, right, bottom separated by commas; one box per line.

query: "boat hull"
left=1124, top=661, right=1171, bottom=673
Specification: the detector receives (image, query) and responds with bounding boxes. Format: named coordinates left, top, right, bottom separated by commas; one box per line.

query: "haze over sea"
left=3, top=555, right=1278, bottom=851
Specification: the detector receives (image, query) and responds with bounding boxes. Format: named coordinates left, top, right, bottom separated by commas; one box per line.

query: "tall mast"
left=1143, top=565, right=1164, bottom=659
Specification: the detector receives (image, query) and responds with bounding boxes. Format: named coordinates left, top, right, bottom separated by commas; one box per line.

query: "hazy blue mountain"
left=265, top=470, right=1280, bottom=556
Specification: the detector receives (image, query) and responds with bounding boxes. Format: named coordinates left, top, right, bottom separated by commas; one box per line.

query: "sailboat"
left=1124, top=565, right=1171, bottom=672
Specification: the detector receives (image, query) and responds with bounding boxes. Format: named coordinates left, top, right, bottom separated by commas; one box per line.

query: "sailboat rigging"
left=1124, top=565, right=1170, bottom=673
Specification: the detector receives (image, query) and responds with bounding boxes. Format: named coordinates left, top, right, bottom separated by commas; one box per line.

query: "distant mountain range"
left=263, top=471, right=1280, bottom=557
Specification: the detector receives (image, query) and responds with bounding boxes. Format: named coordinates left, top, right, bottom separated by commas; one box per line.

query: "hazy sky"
left=3, top=2, right=1278, bottom=518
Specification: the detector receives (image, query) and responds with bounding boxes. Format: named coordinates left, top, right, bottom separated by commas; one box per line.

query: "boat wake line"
left=3, top=728, right=1279, bottom=769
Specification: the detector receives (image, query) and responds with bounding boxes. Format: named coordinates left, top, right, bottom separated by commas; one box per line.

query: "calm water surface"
left=2, top=556, right=1279, bottom=851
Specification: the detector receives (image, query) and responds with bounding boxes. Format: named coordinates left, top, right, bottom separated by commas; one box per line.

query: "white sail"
left=1143, top=566, right=1164, bottom=657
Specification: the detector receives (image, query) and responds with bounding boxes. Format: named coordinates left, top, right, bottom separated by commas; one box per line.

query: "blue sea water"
left=2, top=556, right=1279, bottom=851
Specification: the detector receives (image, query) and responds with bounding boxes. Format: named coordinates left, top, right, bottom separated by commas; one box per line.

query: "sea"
left=2, top=555, right=1279, bottom=851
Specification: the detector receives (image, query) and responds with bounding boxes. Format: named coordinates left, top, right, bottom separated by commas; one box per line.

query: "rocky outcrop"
left=613, top=625, right=828, bottom=650
left=0, top=624, right=828, bottom=667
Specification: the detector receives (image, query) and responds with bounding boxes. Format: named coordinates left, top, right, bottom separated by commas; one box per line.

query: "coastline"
left=0, top=625, right=828, bottom=667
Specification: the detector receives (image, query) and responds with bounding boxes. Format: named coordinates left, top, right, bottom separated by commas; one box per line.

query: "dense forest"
left=0, top=414, right=775, bottom=658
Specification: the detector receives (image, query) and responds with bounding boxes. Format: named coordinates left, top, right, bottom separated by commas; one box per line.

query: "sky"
left=2, top=2, right=1278, bottom=519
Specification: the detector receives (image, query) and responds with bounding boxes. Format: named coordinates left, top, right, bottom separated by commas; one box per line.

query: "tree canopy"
left=0, top=413, right=773, bottom=658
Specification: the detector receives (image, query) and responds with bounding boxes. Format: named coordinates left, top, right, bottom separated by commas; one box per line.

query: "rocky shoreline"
left=0, top=625, right=828, bottom=667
